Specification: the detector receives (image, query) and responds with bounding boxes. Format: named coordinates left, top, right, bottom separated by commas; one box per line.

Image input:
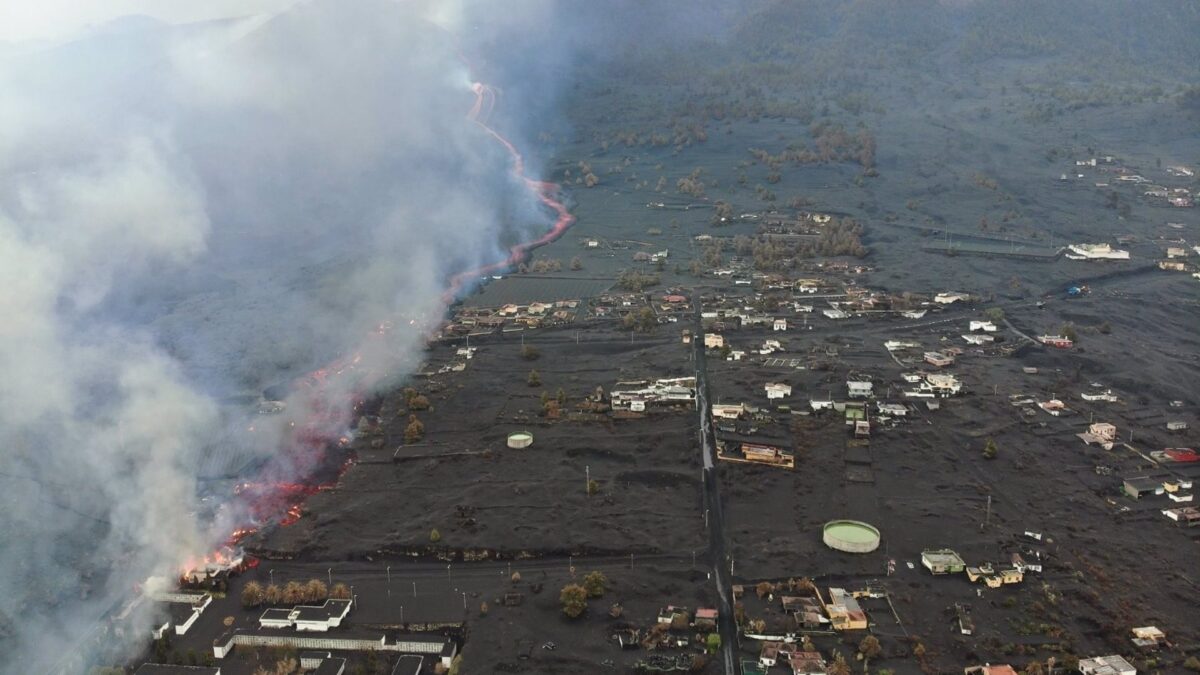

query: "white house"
left=1078, top=655, right=1137, bottom=675
left=823, top=308, right=849, bottom=319
left=260, top=599, right=353, bottom=633
left=810, top=398, right=834, bottom=412
left=704, top=334, right=725, bottom=349
left=847, top=381, right=873, bottom=398
left=877, top=403, right=907, bottom=417
left=773, top=318, right=788, bottom=331
left=1066, top=243, right=1130, bottom=260
left=962, top=334, right=995, bottom=345
left=969, top=321, right=997, bottom=332
left=712, top=403, right=745, bottom=420
left=765, top=383, right=792, bottom=400
left=934, top=292, right=969, bottom=305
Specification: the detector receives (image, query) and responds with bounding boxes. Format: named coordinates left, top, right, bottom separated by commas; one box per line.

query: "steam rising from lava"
left=0, top=0, right=566, bottom=670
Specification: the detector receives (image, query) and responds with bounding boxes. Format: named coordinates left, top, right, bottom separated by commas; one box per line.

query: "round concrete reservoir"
left=822, top=520, right=881, bottom=553
left=506, top=431, right=534, bottom=449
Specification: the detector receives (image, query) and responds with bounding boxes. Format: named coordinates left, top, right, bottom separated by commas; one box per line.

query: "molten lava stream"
left=216, top=78, right=573, bottom=552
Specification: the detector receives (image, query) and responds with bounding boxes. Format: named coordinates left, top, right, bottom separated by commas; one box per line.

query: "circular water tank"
left=822, top=520, right=881, bottom=553
left=506, top=431, right=534, bottom=449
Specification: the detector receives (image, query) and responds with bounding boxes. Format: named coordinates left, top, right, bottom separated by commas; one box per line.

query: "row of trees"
left=615, top=269, right=661, bottom=292
left=621, top=306, right=658, bottom=333
left=748, top=122, right=876, bottom=171
left=713, top=219, right=867, bottom=273
left=595, top=122, right=709, bottom=153
left=242, top=579, right=352, bottom=608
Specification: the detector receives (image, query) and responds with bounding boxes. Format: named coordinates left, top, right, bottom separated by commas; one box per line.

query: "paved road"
left=691, top=298, right=738, bottom=675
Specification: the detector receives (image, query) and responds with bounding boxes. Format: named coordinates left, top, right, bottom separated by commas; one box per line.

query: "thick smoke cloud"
left=0, top=0, right=562, bottom=671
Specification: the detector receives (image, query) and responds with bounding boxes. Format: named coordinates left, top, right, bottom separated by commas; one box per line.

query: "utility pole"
left=387, top=566, right=391, bottom=595
left=585, top=465, right=590, bottom=493
left=984, top=495, right=992, bottom=528
left=327, top=568, right=332, bottom=588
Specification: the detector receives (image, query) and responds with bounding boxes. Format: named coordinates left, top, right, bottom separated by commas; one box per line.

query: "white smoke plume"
left=0, top=0, right=563, bottom=670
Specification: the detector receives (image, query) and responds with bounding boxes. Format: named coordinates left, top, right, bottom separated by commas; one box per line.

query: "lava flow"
left=197, top=77, right=575, bottom=565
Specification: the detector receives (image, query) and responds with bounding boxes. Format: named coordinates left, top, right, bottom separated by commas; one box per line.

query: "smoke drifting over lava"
left=0, top=0, right=564, bottom=670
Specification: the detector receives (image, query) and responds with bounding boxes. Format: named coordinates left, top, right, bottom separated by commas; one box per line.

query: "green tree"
left=983, top=438, right=998, bottom=460
left=430, top=528, right=441, bottom=543
left=582, top=571, right=608, bottom=598
left=560, top=583, right=588, bottom=618
left=705, top=632, right=721, bottom=654
left=527, top=369, right=541, bottom=387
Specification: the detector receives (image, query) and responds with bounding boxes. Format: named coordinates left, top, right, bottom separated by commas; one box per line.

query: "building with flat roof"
left=921, top=549, right=966, bottom=575
left=964, top=666, right=1018, bottom=675
left=257, top=599, right=352, bottom=632
left=1123, top=477, right=1165, bottom=499
left=213, top=627, right=450, bottom=660
left=847, top=380, right=873, bottom=398
left=1078, top=654, right=1137, bottom=675
left=820, top=588, right=867, bottom=631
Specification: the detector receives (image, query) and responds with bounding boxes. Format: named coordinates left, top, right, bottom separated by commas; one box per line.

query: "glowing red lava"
left=202, top=75, right=573, bottom=566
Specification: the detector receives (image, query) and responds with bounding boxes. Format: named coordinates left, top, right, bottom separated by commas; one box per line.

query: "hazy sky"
left=0, top=0, right=300, bottom=41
